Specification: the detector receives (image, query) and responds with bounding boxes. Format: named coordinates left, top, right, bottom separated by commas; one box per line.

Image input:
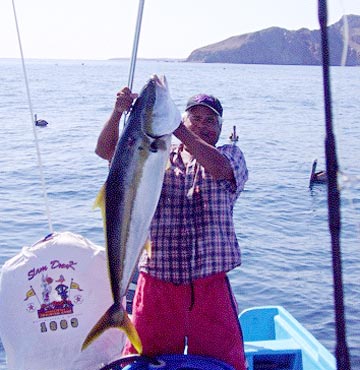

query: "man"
left=96, top=88, right=248, bottom=370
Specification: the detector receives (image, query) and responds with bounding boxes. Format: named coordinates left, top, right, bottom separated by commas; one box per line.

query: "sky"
left=1, top=0, right=360, bottom=60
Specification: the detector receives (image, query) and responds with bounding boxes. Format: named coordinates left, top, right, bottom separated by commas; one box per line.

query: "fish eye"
left=149, top=141, right=158, bottom=153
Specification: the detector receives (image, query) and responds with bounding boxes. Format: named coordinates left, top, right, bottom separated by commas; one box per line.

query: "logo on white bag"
left=23, top=259, right=85, bottom=332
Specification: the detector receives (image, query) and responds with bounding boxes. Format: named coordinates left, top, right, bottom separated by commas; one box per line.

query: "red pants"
left=123, top=272, right=246, bottom=370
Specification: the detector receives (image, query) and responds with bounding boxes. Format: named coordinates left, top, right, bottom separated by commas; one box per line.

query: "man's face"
left=184, top=105, right=221, bottom=146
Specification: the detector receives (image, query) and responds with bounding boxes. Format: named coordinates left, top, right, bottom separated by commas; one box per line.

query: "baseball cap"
left=185, top=94, right=223, bottom=117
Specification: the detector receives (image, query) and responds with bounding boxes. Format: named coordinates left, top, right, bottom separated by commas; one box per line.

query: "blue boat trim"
left=240, top=306, right=336, bottom=370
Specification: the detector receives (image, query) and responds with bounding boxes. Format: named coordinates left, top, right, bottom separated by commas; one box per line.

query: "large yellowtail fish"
left=82, top=75, right=181, bottom=353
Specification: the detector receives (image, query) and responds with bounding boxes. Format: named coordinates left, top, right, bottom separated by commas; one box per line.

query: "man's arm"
left=95, top=87, right=138, bottom=161
left=174, top=123, right=235, bottom=183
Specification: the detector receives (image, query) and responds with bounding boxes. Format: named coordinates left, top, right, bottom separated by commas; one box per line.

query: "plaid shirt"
left=138, top=143, right=248, bottom=284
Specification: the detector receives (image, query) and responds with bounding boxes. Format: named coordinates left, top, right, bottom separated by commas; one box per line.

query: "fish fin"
left=165, top=159, right=171, bottom=171
left=93, top=184, right=107, bottom=242
left=144, top=238, right=152, bottom=258
left=93, top=183, right=106, bottom=212
left=81, top=304, right=142, bottom=354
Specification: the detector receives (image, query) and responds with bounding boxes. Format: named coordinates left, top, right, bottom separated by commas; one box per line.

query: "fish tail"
left=122, top=309, right=143, bottom=354
left=81, top=304, right=142, bottom=354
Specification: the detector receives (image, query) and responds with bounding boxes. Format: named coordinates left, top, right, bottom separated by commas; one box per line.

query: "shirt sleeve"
left=218, top=144, right=248, bottom=198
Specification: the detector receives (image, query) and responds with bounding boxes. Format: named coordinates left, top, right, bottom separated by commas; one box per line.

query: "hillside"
left=186, top=14, right=360, bottom=66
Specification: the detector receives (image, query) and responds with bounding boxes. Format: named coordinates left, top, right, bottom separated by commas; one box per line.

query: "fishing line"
left=11, top=0, right=53, bottom=234
left=339, top=174, right=360, bottom=237
left=338, top=8, right=360, bottom=243
left=340, top=15, right=349, bottom=67
left=331, top=0, right=360, bottom=244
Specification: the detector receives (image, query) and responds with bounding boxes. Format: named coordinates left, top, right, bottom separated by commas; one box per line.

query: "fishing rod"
left=318, top=1, right=351, bottom=369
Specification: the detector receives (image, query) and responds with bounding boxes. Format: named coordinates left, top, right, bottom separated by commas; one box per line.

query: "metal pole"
left=318, top=1, right=351, bottom=369
left=127, top=0, right=145, bottom=91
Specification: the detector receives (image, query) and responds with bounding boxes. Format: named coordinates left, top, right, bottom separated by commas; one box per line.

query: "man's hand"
left=115, top=87, right=138, bottom=114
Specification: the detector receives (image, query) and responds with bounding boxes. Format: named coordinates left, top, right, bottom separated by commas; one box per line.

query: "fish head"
left=140, top=74, right=181, bottom=138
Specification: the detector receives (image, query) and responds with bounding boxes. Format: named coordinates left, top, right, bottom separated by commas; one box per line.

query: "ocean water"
left=0, top=59, right=359, bottom=369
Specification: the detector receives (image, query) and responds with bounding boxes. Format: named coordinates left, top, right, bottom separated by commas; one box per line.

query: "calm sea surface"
left=0, top=59, right=359, bottom=369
